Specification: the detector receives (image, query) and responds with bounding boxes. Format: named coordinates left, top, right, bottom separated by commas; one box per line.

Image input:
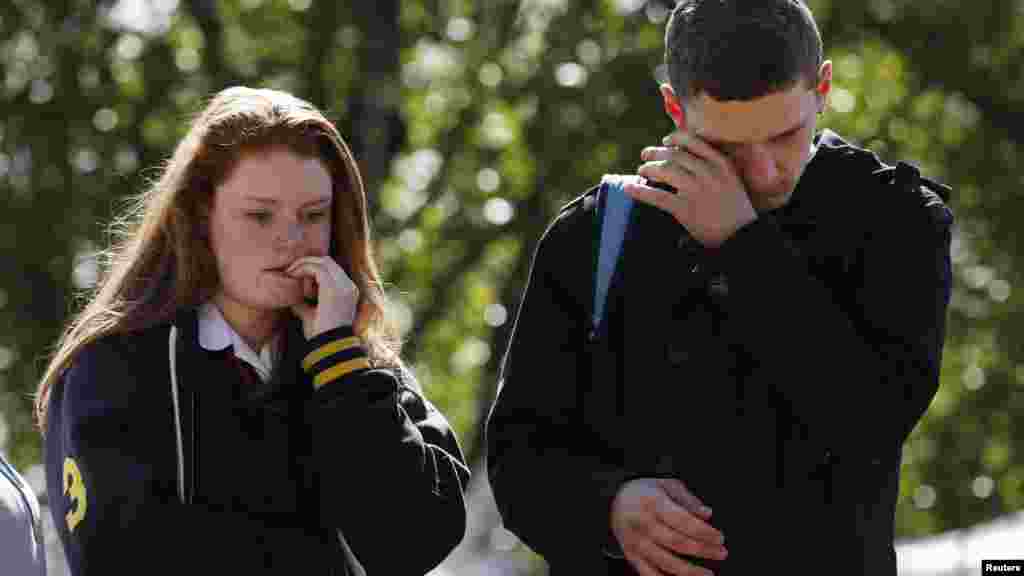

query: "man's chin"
left=753, top=189, right=794, bottom=212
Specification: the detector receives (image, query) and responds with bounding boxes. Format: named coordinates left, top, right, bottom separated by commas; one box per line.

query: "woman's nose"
left=279, top=221, right=305, bottom=243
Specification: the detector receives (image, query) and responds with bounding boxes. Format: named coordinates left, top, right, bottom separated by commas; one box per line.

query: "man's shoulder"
left=875, top=161, right=954, bottom=230
left=554, top=183, right=602, bottom=221
left=814, top=130, right=953, bottom=230
left=533, top=183, right=603, bottom=250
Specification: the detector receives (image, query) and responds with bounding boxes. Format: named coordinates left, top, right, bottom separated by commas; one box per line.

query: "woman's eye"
left=246, top=212, right=272, bottom=224
left=306, top=210, right=327, bottom=222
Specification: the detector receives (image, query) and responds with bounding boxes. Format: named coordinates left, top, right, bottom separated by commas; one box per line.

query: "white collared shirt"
left=198, top=301, right=280, bottom=384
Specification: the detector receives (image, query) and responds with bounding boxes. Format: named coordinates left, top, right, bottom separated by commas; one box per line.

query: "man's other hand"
left=611, top=478, right=728, bottom=576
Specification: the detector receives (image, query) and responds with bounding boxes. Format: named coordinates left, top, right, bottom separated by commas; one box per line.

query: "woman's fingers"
left=285, top=256, right=359, bottom=338
left=287, top=256, right=356, bottom=294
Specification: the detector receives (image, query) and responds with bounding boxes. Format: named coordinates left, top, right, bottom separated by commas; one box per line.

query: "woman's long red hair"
left=35, top=87, right=400, bottom=432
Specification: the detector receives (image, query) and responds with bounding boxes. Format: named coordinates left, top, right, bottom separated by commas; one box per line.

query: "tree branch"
left=301, top=0, right=339, bottom=108
left=183, top=0, right=239, bottom=88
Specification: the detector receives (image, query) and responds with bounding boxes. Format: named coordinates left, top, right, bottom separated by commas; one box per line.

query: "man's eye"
left=715, top=142, right=741, bottom=157
left=246, top=212, right=272, bottom=223
left=774, top=130, right=799, bottom=143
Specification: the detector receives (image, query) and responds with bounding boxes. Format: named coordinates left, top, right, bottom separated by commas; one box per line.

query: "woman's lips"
left=266, top=267, right=296, bottom=280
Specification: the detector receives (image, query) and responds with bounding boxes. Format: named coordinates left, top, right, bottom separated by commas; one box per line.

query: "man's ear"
left=815, top=60, right=833, bottom=113
left=660, top=83, right=686, bottom=130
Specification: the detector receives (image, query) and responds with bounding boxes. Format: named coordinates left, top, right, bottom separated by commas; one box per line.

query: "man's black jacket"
left=486, top=130, right=954, bottom=575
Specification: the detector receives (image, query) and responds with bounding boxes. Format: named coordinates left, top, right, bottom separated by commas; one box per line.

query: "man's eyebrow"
left=702, top=122, right=805, bottom=147
left=242, top=196, right=332, bottom=207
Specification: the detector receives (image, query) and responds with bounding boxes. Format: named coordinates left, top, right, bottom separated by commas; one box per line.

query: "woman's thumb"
left=291, top=301, right=313, bottom=327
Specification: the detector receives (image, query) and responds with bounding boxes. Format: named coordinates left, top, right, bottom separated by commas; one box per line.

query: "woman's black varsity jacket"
left=45, top=306, right=470, bottom=575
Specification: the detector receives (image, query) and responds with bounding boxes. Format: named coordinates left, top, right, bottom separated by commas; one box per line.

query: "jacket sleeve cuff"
left=716, top=214, right=787, bottom=278
left=599, top=470, right=646, bottom=560
left=300, top=326, right=371, bottom=389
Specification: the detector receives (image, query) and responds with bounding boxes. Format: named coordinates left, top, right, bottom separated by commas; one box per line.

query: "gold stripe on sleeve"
left=302, top=336, right=362, bottom=372
left=313, top=357, right=371, bottom=389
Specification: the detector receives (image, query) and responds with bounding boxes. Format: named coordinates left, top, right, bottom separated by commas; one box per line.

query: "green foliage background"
left=1, top=0, right=1021, bottom=549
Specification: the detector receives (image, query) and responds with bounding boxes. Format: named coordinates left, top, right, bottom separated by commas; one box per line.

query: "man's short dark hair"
left=665, top=0, right=823, bottom=102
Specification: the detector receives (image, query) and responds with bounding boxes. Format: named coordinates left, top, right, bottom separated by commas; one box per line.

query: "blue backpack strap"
left=592, top=174, right=638, bottom=335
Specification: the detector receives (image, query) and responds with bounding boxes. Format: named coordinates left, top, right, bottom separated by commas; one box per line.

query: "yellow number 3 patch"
left=63, top=457, right=87, bottom=533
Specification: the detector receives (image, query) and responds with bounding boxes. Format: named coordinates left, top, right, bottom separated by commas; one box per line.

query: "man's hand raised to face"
left=627, top=131, right=757, bottom=249
left=611, top=478, right=728, bottom=576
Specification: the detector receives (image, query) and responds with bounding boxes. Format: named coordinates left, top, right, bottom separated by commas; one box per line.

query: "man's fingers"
left=649, top=521, right=728, bottom=561
left=635, top=537, right=715, bottom=576
left=664, top=130, right=729, bottom=169
left=624, top=181, right=675, bottom=210
left=654, top=496, right=725, bottom=547
left=659, top=479, right=712, bottom=519
left=626, top=552, right=667, bottom=576
left=640, top=147, right=709, bottom=179
left=638, top=158, right=698, bottom=186
left=624, top=180, right=696, bottom=227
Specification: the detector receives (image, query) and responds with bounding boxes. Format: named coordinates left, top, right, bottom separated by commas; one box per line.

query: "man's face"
left=683, top=82, right=823, bottom=212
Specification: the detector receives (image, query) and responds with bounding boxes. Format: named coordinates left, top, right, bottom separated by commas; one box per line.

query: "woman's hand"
left=286, top=256, right=359, bottom=339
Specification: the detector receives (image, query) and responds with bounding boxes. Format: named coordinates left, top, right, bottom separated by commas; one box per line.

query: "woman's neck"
left=212, top=293, right=281, bottom=352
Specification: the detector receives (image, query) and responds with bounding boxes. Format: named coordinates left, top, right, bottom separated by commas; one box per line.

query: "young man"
left=486, top=1, right=954, bottom=575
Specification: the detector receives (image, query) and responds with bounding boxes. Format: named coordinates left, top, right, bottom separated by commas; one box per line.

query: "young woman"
left=35, top=87, right=469, bottom=575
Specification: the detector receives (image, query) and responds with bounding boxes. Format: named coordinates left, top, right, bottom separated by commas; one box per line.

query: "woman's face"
left=207, top=147, right=333, bottom=317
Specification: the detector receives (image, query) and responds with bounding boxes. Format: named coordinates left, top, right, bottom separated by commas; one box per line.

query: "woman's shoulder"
left=387, top=363, right=455, bottom=427
left=338, top=360, right=433, bottom=417
left=390, top=363, right=429, bottom=412
left=60, top=323, right=174, bottom=416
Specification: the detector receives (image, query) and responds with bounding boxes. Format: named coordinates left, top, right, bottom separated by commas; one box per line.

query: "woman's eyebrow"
left=242, top=196, right=332, bottom=207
